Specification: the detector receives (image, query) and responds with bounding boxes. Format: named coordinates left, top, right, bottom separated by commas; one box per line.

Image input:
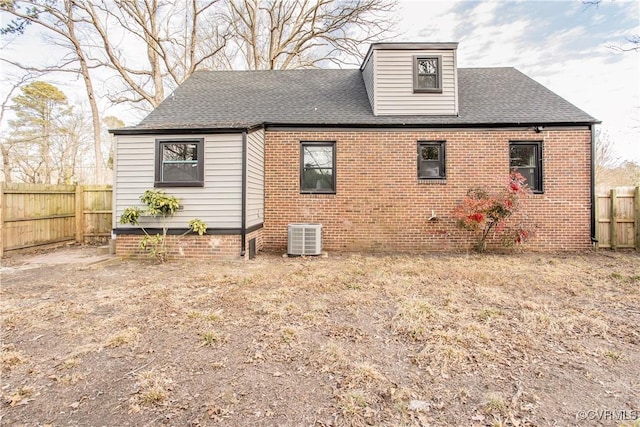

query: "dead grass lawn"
left=1, top=249, right=639, bottom=426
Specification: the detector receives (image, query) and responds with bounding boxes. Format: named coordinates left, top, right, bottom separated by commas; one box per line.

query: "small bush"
left=453, top=171, right=536, bottom=252
left=119, top=190, right=207, bottom=262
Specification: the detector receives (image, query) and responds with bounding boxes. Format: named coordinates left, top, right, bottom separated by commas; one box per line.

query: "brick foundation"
left=264, top=128, right=593, bottom=252
left=115, top=228, right=263, bottom=260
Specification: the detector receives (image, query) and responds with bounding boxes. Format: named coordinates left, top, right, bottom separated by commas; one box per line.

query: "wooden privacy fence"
left=0, top=183, right=112, bottom=257
left=1, top=183, right=636, bottom=254
left=596, top=186, right=640, bottom=250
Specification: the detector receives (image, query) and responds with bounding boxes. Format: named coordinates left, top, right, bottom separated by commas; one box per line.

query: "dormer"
left=360, top=42, right=459, bottom=116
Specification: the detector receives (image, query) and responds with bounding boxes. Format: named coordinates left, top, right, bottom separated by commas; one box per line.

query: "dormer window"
left=413, top=56, right=442, bottom=93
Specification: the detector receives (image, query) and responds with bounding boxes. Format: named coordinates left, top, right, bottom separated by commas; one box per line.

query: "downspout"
left=590, top=124, right=598, bottom=245
left=241, top=131, right=248, bottom=257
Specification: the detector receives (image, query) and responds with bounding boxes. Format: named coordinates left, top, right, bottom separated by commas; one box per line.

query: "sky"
left=1, top=0, right=639, bottom=163
left=395, top=0, right=640, bottom=163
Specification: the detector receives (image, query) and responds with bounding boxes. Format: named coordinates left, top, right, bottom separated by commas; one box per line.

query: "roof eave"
left=109, top=123, right=264, bottom=135
left=111, top=120, right=600, bottom=135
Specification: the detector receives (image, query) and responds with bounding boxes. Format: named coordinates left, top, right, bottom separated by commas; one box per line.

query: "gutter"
left=264, top=121, right=599, bottom=130
left=240, top=131, right=247, bottom=257
left=590, top=124, right=598, bottom=245
left=109, top=122, right=601, bottom=135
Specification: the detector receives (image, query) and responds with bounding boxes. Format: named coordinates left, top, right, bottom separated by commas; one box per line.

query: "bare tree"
left=223, top=0, right=397, bottom=70
left=9, top=81, right=70, bottom=183
left=56, top=107, right=93, bottom=184
left=607, top=35, right=640, bottom=53
left=595, top=130, right=623, bottom=187
left=74, top=0, right=397, bottom=107
left=1, top=0, right=107, bottom=183
left=102, top=115, right=125, bottom=176
left=595, top=130, right=620, bottom=168
left=73, top=0, right=229, bottom=109
left=0, top=138, right=14, bottom=183
left=6, top=81, right=92, bottom=184
left=0, top=72, right=40, bottom=182
left=2, top=0, right=399, bottom=180
left=2, top=0, right=232, bottom=184
left=583, top=0, right=639, bottom=52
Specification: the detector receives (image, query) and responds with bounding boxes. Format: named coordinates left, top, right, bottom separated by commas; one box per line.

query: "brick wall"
left=264, top=128, right=593, bottom=252
left=116, top=228, right=263, bottom=260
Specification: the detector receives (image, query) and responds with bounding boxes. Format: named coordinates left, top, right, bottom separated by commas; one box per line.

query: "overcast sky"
left=396, top=0, right=639, bottom=163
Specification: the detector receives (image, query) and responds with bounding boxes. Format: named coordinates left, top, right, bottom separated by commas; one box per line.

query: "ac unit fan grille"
left=288, top=224, right=322, bottom=256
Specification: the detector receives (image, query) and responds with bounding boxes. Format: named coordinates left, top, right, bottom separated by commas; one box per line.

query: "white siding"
left=246, top=128, right=264, bottom=228
left=374, top=49, right=457, bottom=116
left=361, top=50, right=376, bottom=114
left=114, top=133, right=243, bottom=230
left=453, top=48, right=459, bottom=115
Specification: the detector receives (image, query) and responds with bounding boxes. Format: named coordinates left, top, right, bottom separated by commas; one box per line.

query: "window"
left=413, top=55, right=442, bottom=93
left=155, top=138, right=204, bottom=187
left=301, top=142, right=335, bottom=193
left=510, top=141, right=542, bottom=192
left=418, top=141, right=446, bottom=179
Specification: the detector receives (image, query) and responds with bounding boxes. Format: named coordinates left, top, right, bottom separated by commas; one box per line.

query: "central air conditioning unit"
left=287, top=223, right=322, bottom=256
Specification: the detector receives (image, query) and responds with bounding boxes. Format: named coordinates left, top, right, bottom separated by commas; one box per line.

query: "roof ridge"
left=193, top=67, right=521, bottom=72
left=193, top=68, right=359, bottom=74
left=458, top=66, right=515, bottom=70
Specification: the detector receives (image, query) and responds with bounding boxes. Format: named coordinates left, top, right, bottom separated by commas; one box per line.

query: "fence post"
left=635, top=186, right=640, bottom=251
left=594, top=194, right=600, bottom=250
left=75, top=184, right=84, bottom=243
left=609, top=188, right=617, bottom=251
left=0, top=183, right=3, bottom=259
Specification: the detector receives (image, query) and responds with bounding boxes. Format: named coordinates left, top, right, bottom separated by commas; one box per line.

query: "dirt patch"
left=1, top=250, right=639, bottom=426
left=1, top=244, right=113, bottom=273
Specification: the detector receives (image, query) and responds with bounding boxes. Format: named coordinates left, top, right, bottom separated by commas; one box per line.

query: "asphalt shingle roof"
left=131, top=67, right=596, bottom=131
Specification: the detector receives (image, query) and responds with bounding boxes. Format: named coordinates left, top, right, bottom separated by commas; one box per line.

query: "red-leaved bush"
left=453, top=171, right=536, bottom=252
